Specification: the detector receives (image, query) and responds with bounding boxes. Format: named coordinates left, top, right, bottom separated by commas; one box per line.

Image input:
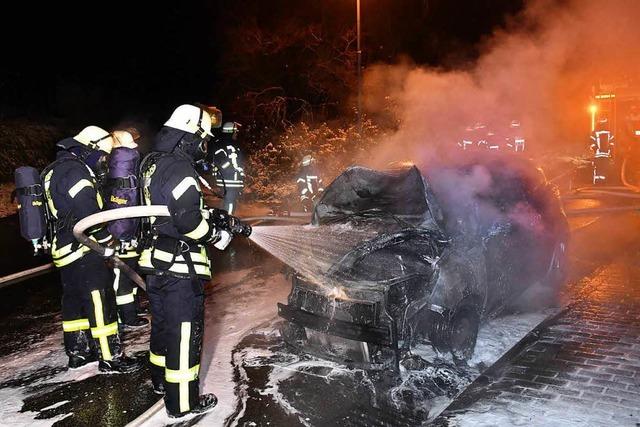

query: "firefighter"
left=45, top=126, right=141, bottom=372
left=590, top=117, right=614, bottom=184
left=625, top=105, right=640, bottom=145
left=139, top=104, right=230, bottom=417
left=296, top=155, right=324, bottom=212
left=473, top=122, right=489, bottom=150
left=458, top=125, right=474, bottom=150
left=506, top=120, right=525, bottom=153
left=104, top=129, right=148, bottom=328
left=213, top=122, right=245, bottom=215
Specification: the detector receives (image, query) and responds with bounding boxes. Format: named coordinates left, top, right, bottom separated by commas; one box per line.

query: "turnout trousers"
left=218, top=186, right=241, bottom=215
left=113, top=256, right=140, bottom=324
left=59, top=251, right=122, bottom=361
left=147, top=274, right=205, bottom=415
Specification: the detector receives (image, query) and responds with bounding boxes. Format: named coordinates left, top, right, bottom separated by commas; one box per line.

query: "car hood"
left=312, top=165, right=445, bottom=231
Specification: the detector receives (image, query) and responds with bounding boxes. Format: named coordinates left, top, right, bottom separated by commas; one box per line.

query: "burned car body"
left=278, top=158, right=569, bottom=368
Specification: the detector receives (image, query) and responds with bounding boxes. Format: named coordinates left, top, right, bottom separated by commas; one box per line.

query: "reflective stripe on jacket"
left=44, top=152, right=112, bottom=267
left=138, top=152, right=216, bottom=279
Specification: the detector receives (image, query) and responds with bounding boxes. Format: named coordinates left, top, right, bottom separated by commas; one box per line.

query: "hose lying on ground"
left=0, top=262, right=55, bottom=290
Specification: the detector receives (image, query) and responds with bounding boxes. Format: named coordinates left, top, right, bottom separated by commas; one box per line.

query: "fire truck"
left=588, top=80, right=640, bottom=184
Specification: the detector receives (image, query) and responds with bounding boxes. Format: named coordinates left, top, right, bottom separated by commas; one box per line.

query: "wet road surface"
left=434, top=213, right=640, bottom=426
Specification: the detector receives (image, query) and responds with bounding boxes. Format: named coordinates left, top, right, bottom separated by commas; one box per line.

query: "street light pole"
left=356, top=0, right=362, bottom=133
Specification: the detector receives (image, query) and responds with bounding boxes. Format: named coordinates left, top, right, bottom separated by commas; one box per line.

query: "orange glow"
left=328, top=286, right=349, bottom=300
left=590, top=104, right=598, bottom=132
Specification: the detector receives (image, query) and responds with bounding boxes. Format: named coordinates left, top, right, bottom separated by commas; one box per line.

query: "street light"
left=356, top=0, right=362, bottom=133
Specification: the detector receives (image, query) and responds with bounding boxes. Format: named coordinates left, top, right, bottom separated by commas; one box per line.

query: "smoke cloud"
left=361, top=0, right=640, bottom=167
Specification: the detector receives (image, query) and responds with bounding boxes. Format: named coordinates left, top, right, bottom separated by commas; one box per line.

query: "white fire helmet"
left=112, top=129, right=139, bottom=149
left=73, top=126, right=114, bottom=154
left=164, top=104, right=214, bottom=138
left=302, top=155, right=314, bottom=166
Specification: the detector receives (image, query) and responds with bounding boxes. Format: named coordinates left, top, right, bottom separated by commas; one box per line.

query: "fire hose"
left=0, top=208, right=311, bottom=290
left=72, top=205, right=173, bottom=291
left=71, top=205, right=255, bottom=291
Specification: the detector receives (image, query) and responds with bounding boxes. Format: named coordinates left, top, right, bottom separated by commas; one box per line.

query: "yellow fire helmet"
left=164, top=104, right=214, bottom=138
left=73, top=126, right=114, bottom=154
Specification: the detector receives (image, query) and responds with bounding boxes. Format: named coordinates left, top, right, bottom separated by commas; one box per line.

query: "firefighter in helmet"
left=213, top=122, right=245, bottom=215
left=590, top=116, right=614, bottom=184
left=506, top=120, right=525, bottom=153
left=138, top=104, right=231, bottom=418
left=296, top=154, right=324, bottom=212
left=45, top=126, right=141, bottom=372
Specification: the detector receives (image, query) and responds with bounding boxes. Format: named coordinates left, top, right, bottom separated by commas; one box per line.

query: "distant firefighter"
left=505, top=120, right=526, bottom=153
left=457, top=125, right=474, bottom=150
left=625, top=105, right=640, bottom=144
left=590, top=119, right=614, bottom=184
left=296, top=155, right=324, bottom=213
left=213, top=122, right=245, bottom=215
left=474, top=122, right=489, bottom=150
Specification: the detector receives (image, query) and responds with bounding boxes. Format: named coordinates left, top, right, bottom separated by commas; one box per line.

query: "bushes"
left=0, top=120, right=63, bottom=181
left=245, top=119, right=386, bottom=201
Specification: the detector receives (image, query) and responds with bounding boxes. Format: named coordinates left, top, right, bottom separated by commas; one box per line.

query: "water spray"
left=247, top=223, right=379, bottom=295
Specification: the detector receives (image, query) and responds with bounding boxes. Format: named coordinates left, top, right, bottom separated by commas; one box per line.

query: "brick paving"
left=435, top=260, right=640, bottom=427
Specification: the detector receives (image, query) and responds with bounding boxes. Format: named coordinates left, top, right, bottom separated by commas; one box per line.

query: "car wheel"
left=449, top=306, right=480, bottom=361
left=427, top=305, right=480, bottom=361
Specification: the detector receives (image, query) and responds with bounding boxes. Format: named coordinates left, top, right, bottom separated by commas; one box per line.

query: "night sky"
left=2, top=0, right=524, bottom=130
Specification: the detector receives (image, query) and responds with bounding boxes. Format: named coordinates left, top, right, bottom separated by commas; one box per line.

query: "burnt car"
left=277, top=157, right=569, bottom=368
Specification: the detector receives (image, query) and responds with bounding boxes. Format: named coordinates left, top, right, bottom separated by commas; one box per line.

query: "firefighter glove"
left=213, top=230, right=233, bottom=250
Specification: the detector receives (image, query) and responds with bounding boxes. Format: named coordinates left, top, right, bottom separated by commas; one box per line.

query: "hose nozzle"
left=209, top=208, right=252, bottom=237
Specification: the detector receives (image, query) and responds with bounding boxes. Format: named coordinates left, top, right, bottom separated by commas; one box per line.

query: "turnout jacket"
left=139, top=152, right=219, bottom=279
left=44, top=151, right=113, bottom=267
left=213, top=141, right=245, bottom=189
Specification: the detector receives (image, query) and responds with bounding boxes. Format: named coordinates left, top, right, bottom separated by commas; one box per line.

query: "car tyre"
left=449, top=306, right=480, bottom=361
left=428, top=305, right=479, bottom=362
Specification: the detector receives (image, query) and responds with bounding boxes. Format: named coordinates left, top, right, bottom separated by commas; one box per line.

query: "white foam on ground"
left=446, top=397, right=635, bottom=427
left=0, top=387, right=73, bottom=426
left=39, top=400, right=71, bottom=411
left=0, top=307, right=151, bottom=426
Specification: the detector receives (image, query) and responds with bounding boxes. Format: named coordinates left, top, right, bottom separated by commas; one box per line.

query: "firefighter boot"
left=167, top=393, right=218, bottom=419
left=95, top=335, right=143, bottom=373
left=99, top=355, right=143, bottom=374
left=66, top=329, right=98, bottom=369
left=150, top=364, right=166, bottom=395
